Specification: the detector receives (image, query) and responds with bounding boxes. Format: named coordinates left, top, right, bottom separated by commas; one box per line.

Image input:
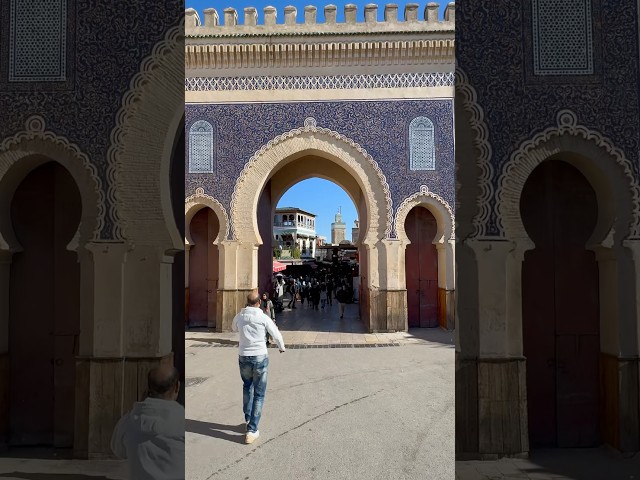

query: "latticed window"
left=188, top=120, right=214, bottom=173
left=532, top=0, right=593, bottom=76
left=10, top=0, right=68, bottom=82
left=409, top=117, right=435, bottom=171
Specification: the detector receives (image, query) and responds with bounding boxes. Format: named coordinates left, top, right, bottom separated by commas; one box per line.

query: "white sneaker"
left=245, top=430, right=260, bottom=444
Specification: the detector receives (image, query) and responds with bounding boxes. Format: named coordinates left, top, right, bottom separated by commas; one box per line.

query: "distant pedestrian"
left=320, top=284, right=327, bottom=309
left=232, top=292, right=286, bottom=444
left=260, top=292, right=276, bottom=345
left=287, top=279, right=299, bottom=309
left=310, top=281, right=320, bottom=310
left=326, top=279, right=334, bottom=306
left=336, top=284, right=348, bottom=319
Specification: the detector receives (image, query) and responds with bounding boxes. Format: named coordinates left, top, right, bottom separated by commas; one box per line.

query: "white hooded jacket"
left=111, top=397, right=185, bottom=480
left=232, top=306, right=286, bottom=356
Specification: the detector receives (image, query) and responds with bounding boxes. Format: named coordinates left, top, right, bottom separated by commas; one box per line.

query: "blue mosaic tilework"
left=0, top=1, right=182, bottom=239
left=185, top=99, right=454, bottom=236
left=457, top=0, right=640, bottom=236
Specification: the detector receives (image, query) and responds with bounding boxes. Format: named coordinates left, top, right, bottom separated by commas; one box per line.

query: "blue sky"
left=277, top=178, right=358, bottom=240
left=186, top=1, right=448, bottom=23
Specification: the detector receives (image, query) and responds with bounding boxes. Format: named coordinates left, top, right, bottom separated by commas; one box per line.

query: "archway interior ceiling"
left=184, top=100, right=455, bottom=226
left=267, top=155, right=364, bottom=217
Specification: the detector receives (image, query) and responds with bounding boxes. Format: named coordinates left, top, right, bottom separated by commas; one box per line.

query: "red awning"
left=273, top=261, right=287, bottom=273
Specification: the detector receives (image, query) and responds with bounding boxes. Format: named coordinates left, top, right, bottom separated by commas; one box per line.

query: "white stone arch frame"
left=497, top=109, right=640, bottom=243
left=184, top=189, right=230, bottom=246
left=455, top=67, right=495, bottom=238
left=230, top=123, right=393, bottom=248
left=395, top=185, right=455, bottom=291
left=109, top=24, right=184, bottom=251
left=0, top=116, right=102, bottom=253
left=184, top=189, right=229, bottom=299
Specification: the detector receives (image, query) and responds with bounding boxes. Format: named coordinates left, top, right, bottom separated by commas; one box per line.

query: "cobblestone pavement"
left=456, top=448, right=640, bottom=480
left=185, top=301, right=455, bottom=347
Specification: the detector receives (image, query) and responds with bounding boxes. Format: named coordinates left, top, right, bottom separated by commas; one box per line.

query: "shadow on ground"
left=186, top=419, right=246, bottom=444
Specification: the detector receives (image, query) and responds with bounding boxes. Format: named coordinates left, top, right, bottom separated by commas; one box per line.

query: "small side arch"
left=185, top=189, right=230, bottom=246
left=395, top=185, right=455, bottom=245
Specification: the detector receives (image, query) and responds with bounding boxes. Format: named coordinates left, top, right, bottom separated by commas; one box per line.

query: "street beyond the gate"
left=185, top=317, right=455, bottom=480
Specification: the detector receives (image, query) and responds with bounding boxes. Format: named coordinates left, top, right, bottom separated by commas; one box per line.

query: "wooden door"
left=521, top=160, right=600, bottom=448
left=9, top=162, right=81, bottom=447
left=405, top=207, right=438, bottom=328
left=188, top=208, right=219, bottom=327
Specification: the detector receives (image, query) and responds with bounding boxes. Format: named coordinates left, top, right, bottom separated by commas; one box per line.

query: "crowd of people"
left=259, top=272, right=354, bottom=321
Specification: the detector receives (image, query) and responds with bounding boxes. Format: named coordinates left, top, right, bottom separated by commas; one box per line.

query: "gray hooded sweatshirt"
left=111, top=397, right=185, bottom=480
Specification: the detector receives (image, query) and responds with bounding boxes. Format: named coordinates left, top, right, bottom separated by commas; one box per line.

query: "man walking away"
left=232, top=292, right=286, bottom=444
left=111, top=365, right=185, bottom=480
left=336, top=284, right=347, bottom=319
left=286, top=279, right=298, bottom=309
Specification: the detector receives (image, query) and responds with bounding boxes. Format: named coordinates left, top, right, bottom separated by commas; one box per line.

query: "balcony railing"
left=274, top=221, right=315, bottom=229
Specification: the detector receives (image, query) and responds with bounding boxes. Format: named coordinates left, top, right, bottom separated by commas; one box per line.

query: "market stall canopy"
left=273, top=261, right=287, bottom=273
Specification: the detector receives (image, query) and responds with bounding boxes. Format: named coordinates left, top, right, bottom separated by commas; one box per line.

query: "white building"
left=273, top=207, right=317, bottom=258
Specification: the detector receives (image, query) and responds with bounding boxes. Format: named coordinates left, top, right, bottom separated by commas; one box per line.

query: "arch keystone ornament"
left=497, top=109, right=640, bottom=240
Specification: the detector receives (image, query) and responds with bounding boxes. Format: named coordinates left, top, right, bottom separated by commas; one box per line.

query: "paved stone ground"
left=185, top=302, right=455, bottom=346
left=185, top=306, right=455, bottom=480
left=456, top=448, right=640, bottom=480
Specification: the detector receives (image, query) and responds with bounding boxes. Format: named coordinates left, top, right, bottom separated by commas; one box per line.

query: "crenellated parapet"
left=185, top=3, right=454, bottom=36
left=185, top=3, right=454, bottom=74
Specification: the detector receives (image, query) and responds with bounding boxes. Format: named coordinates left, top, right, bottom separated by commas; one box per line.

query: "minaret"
left=351, top=219, right=360, bottom=244
left=331, top=207, right=346, bottom=244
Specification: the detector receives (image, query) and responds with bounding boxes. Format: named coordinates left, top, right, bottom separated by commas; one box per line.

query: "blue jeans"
left=239, top=355, right=269, bottom=433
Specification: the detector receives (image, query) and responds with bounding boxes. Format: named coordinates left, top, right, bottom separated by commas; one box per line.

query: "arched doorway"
left=255, top=158, right=367, bottom=331
left=258, top=176, right=363, bottom=332
left=405, top=206, right=439, bottom=328
left=9, top=161, right=81, bottom=448
left=521, top=159, right=600, bottom=448
left=187, top=207, right=220, bottom=328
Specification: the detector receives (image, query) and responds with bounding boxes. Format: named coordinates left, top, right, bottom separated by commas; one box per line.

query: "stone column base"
left=438, top=288, right=455, bottom=330
left=217, top=289, right=253, bottom=332
left=601, top=354, right=640, bottom=452
left=368, top=289, right=407, bottom=332
left=456, top=355, right=529, bottom=459
left=74, top=353, right=173, bottom=459
left=0, top=352, right=7, bottom=452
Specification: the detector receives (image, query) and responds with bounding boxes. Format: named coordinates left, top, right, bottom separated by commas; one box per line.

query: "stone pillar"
left=437, top=240, right=456, bottom=330
left=463, top=239, right=529, bottom=458
left=216, top=240, right=257, bottom=332
left=0, top=251, right=11, bottom=449
left=74, top=242, right=129, bottom=458
left=377, top=239, right=407, bottom=332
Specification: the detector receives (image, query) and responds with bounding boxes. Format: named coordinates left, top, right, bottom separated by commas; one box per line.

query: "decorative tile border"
left=186, top=72, right=454, bottom=91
